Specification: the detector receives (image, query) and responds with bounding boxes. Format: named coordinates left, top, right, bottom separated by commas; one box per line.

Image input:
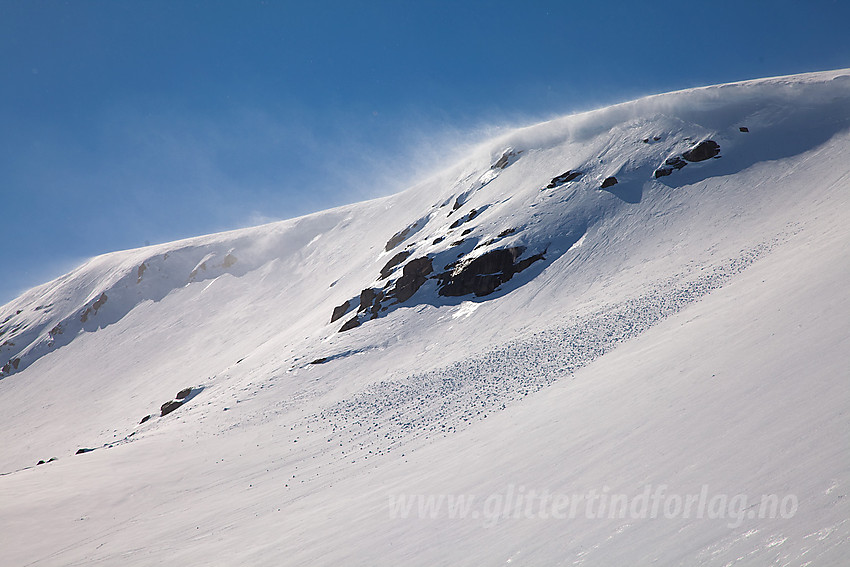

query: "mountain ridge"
left=1, top=69, right=848, bottom=566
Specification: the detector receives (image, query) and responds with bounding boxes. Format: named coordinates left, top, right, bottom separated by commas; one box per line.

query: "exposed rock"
left=449, top=208, right=478, bottom=229
left=739, top=126, right=749, bottom=132
left=654, top=156, right=689, bottom=178
left=380, top=250, right=411, bottom=279
left=310, top=357, right=329, bottom=365
left=432, top=236, right=445, bottom=245
left=139, top=414, right=151, bottom=424
left=601, top=177, right=618, bottom=189
left=492, top=148, right=520, bottom=169
left=546, top=170, right=582, bottom=188
left=358, top=288, right=382, bottom=312
left=461, top=228, right=472, bottom=236
left=76, top=448, right=95, bottom=455
left=330, top=300, right=351, bottom=323
left=176, top=388, right=192, bottom=399
left=391, top=257, right=433, bottom=303
left=385, top=227, right=411, bottom=251
left=339, top=316, right=361, bottom=333
left=11, top=357, right=19, bottom=370
left=683, top=140, right=720, bottom=162
left=93, top=292, right=108, bottom=311
left=137, top=262, right=147, bottom=283
left=160, top=400, right=184, bottom=417
left=438, top=247, right=545, bottom=297
left=497, top=228, right=516, bottom=238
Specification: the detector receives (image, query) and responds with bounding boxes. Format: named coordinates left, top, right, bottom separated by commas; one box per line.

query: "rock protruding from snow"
left=437, top=247, right=544, bottom=297
left=654, top=140, right=721, bottom=178
left=330, top=300, right=351, bottom=323
left=389, top=257, right=433, bottom=303
left=546, top=170, right=582, bottom=189
left=491, top=148, right=521, bottom=170
left=380, top=251, right=411, bottom=279
left=683, top=140, right=721, bottom=162
left=600, top=176, right=618, bottom=189
left=160, top=400, right=183, bottom=417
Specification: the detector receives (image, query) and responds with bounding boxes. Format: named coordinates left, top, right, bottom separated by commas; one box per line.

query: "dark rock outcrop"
left=438, top=247, right=544, bottom=297
left=449, top=208, right=478, bottom=229
left=76, top=448, right=95, bottom=455
left=176, top=388, right=192, bottom=399
left=330, top=300, right=351, bottom=323
left=358, top=288, right=383, bottom=315
left=491, top=149, right=520, bottom=169
left=546, top=170, right=582, bottom=188
left=380, top=250, right=411, bottom=279
left=601, top=177, right=618, bottom=189
left=683, top=140, right=720, bottom=162
left=139, top=414, right=151, bottom=424
left=390, top=257, right=433, bottom=303
left=339, top=316, right=361, bottom=333
left=160, top=400, right=183, bottom=417
left=310, top=357, right=329, bottom=365
left=654, top=156, right=689, bottom=178
left=331, top=300, right=351, bottom=323
left=739, top=126, right=749, bottom=133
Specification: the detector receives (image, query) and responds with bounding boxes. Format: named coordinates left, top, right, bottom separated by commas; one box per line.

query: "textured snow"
left=1, top=69, right=849, bottom=566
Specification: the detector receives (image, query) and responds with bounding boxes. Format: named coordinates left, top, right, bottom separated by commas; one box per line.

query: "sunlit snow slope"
left=1, top=70, right=849, bottom=566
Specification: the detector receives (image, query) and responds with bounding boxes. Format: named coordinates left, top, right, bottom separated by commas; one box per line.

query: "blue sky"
left=2, top=0, right=849, bottom=304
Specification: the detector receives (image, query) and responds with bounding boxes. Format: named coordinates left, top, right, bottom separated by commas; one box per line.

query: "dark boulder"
left=449, top=208, right=478, bottom=229
left=139, top=414, right=151, bottom=424
left=160, top=400, right=183, bottom=417
left=380, top=250, right=411, bottom=279
left=491, top=149, right=519, bottom=169
left=391, top=257, right=433, bottom=303
left=358, top=288, right=383, bottom=312
left=330, top=300, right=351, bottom=323
left=739, top=126, right=749, bottom=133
left=385, top=227, right=411, bottom=252
left=309, top=357, right=329, bottom=365
left=601, top=177, right=618, bottom=189
left=339, top=316, right=361, bottom=333
left=438, top=247, right=544, bottom=297
left=683, top=140, right=720, bottom=162
left=654, top=156, right=688, bottom=178
left=176, top=388, right=192, bottom=399
left=76, top=448, right=95, bottom=455
left=546, top=170, right=582, bottom=188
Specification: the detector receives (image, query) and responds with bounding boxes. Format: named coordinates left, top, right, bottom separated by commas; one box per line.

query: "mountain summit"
left=2, top=70, right=849, bottom=565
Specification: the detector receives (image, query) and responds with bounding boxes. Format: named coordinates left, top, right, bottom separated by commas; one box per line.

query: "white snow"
left=1, top=69, right=849, bottom=566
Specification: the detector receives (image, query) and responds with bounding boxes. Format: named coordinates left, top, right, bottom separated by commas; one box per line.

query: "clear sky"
left=2, top=0, right=849, bottom=304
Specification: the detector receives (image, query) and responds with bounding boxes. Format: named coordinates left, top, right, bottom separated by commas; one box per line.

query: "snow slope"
left=1, top=69, right=849, bottom=565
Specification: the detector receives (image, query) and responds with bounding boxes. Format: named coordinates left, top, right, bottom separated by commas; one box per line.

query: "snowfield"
left=1, top=69, right=849, bottom=566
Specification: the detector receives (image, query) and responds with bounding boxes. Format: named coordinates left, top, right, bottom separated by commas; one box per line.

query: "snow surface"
left=1, top=69, right=849, bottom=565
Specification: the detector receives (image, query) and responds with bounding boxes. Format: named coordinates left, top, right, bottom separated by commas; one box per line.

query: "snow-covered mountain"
left=1, top=70, right=848, bottom=566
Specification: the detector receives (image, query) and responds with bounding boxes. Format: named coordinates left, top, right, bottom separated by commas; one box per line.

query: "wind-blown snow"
left=1, top=69, right=849, bottom=566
